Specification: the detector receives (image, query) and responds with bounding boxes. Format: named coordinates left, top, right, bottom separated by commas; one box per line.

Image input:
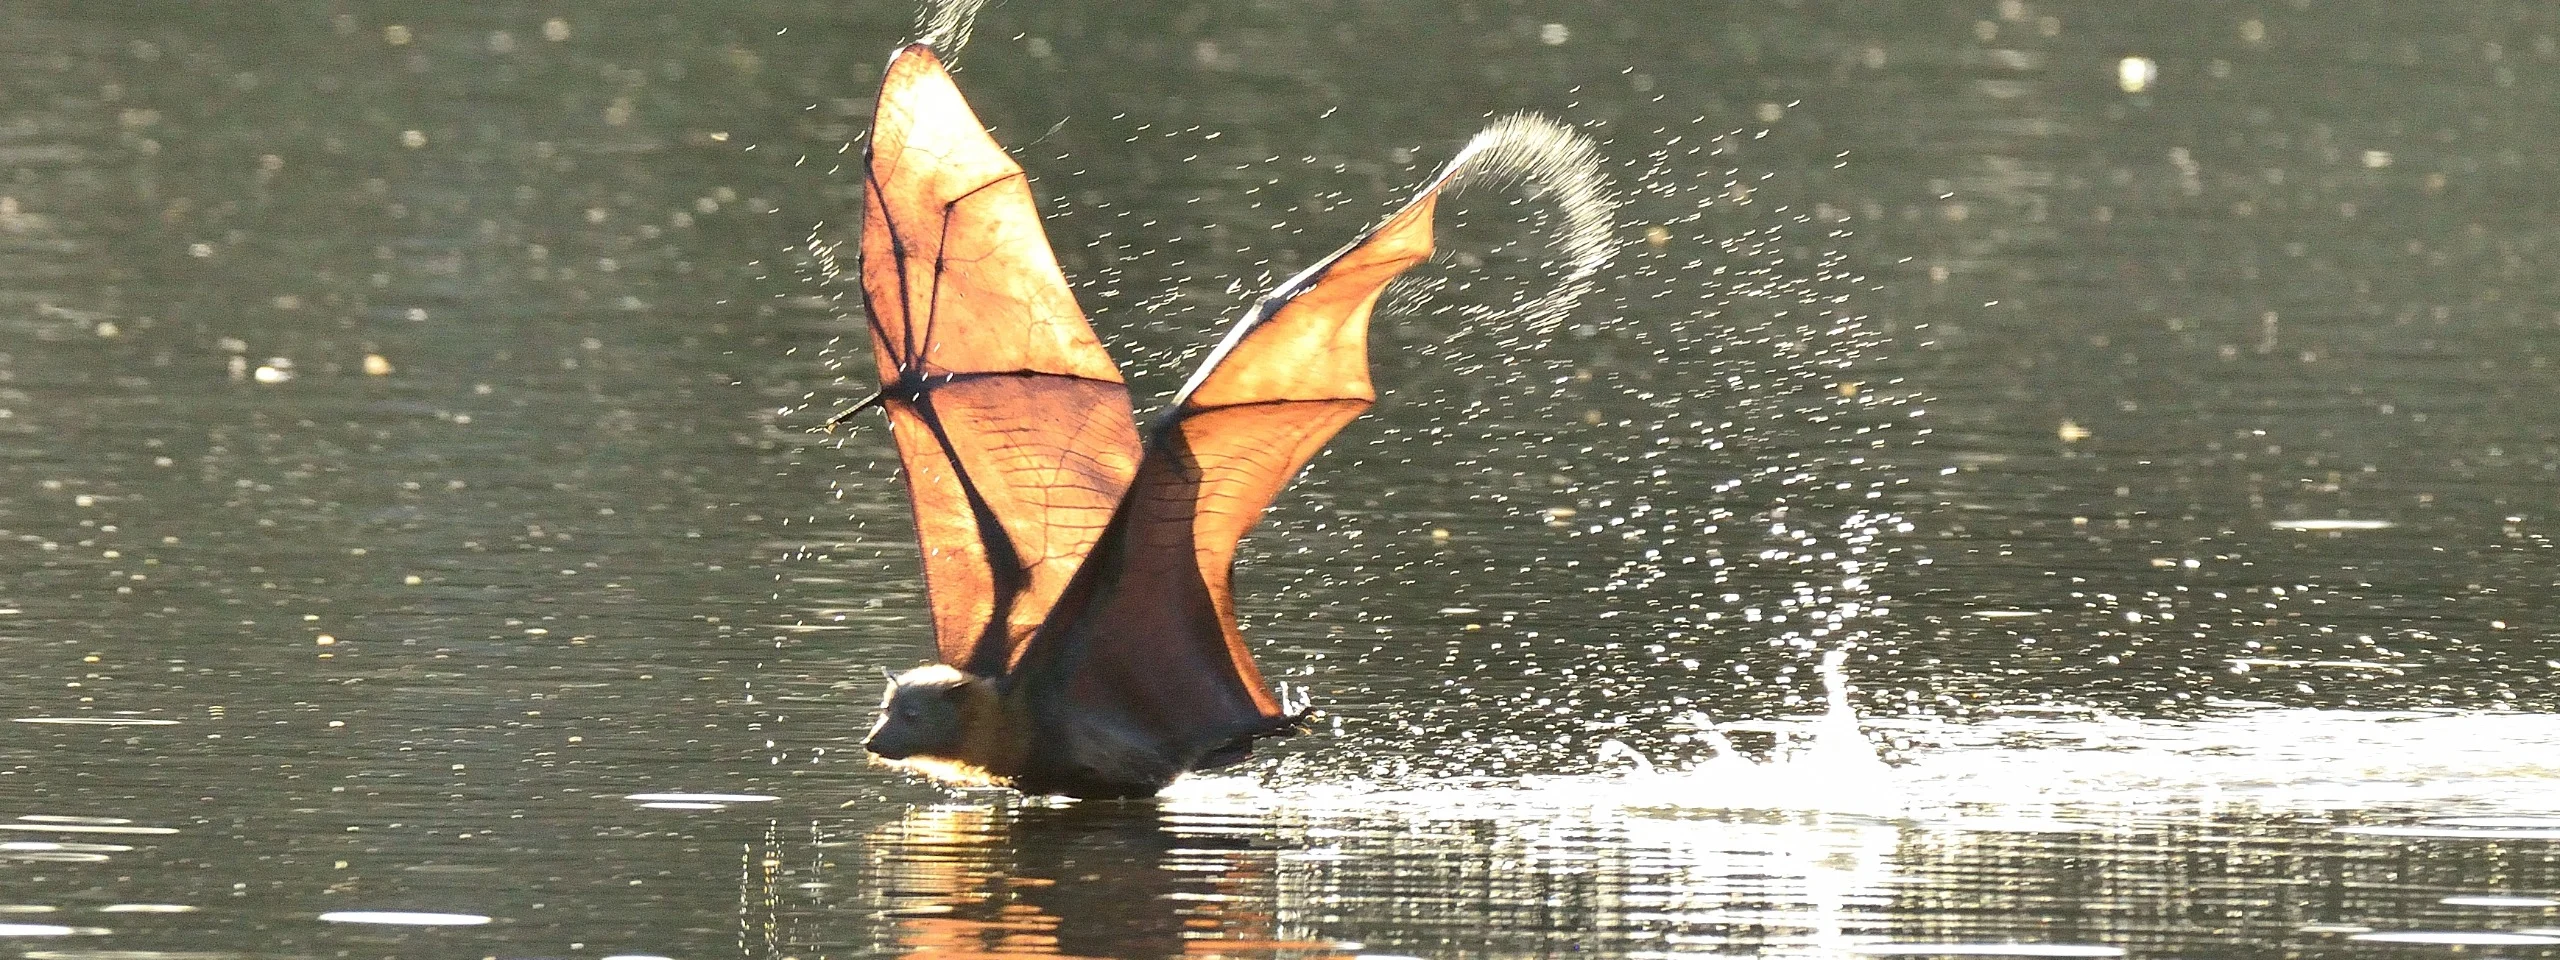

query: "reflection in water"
left=832, top=805, right=1354, bottom=959
left=886, top=807, right=1305, bottom=959
left=744, top=682, right=2560, bottom=958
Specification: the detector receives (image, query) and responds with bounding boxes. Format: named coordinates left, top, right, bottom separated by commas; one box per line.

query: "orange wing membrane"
left=860, top=44, right=1142, bottom=675
left=846, top=42, right=1581, bottom=796
left=1009, top=152, right=1471, bottom=780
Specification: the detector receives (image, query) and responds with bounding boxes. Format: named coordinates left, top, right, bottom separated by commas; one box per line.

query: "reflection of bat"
left=870, top=804, right=1354, bottom=958
left=842, top=43, right=1530, bottom=798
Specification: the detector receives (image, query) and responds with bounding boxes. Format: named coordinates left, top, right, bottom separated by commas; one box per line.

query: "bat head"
left=864, top=663, right=988, bottom=761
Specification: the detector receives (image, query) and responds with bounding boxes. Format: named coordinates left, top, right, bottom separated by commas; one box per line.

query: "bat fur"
left=866, top=664, right=1295, bottom=798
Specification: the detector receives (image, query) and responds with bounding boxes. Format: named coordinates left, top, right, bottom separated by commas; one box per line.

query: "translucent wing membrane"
left=855, top=47, right=1605, bottom=792
left=860, top=44, right=1141, bottom=672
left=1018, top=152, right=1466, bottom=746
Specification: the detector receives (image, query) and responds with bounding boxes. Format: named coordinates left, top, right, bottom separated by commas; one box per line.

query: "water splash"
left=912, top=0, right=987, bottom=53
left=1436, top=112, right=1620, bottom=330
left=1512, top=647, right=1898, bottom=814
left=1173, top=653, right=2560, bottom=823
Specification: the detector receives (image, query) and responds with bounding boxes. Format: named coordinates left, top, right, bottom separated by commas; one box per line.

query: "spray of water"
left=912, top=0, right=987, bottom=53
left=1435, top=112, right=1620, bottom=330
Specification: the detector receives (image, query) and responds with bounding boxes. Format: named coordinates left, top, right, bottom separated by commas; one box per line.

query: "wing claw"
left=823, top=389, right=888, bottom=433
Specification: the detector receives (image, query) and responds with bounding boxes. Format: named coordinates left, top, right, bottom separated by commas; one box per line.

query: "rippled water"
left=2, top=1, right=2556, bottom=957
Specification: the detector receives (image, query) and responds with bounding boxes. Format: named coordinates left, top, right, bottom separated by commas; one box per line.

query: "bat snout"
left=863, top=720, right=909, bottom=759
left=864, top=714, right=923, bottom=760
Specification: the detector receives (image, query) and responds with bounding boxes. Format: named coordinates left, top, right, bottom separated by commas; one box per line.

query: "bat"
left=842, top=42, right=1558, bottom=798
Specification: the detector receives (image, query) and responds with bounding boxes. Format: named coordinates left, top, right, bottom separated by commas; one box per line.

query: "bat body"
left=846, top=42, right=1554, bottom=798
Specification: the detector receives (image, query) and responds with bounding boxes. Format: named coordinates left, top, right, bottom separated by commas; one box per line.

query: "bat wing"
left=860, top=44, right=1142, bottom=675
left=1012, top=149, right=1474, bottom=772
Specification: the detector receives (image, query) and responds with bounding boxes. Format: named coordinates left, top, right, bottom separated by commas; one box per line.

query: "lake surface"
left=2, top=1, right=2556, bottom=957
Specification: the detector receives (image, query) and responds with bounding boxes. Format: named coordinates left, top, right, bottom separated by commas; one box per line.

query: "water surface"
left=1, top=1, right=2555, bottom=957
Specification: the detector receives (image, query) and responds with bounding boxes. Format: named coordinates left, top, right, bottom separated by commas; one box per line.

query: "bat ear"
left=877, top=667, right=899, bottom=707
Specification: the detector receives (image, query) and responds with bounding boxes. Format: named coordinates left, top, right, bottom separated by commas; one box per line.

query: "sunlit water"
left=2, top=0, right=2557, bottom=958
left=826, top=671, right=2560, bottom=959
left=1184, top=655, right=2560, bottom=820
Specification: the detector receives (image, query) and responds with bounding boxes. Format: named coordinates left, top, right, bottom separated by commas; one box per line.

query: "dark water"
left=3, top=1, right=2557, bottom=957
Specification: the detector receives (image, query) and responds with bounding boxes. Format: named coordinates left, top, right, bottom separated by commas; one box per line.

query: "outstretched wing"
left=1013, top=147, right=1475, bottom=761
left=860, top=43, right=1141, bottom=675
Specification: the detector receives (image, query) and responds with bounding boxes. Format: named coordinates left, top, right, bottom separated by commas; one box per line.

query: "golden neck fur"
left=868, top=665, right=1033, bottom=786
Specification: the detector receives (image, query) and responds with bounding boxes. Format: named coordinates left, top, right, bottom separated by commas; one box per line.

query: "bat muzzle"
left=863, top=717, right=917, bottom=759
